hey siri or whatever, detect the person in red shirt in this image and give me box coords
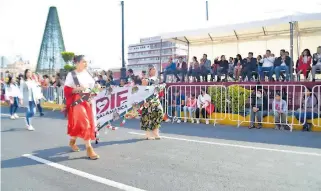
[297,49,312,80]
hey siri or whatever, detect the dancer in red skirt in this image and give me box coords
[64,55,99,160]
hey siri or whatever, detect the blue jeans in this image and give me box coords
[274,65,289,81]
[250,110,268,126]
[180,69,188,82]
[294,111,318,123]
[37,99,43,114]
[168,105,182,118]
[259,66,273,81]
[163,69,180,82]
[183,106,195,118]
[9,97,19,115]
[26,101,36,126]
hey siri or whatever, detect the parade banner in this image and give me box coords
[92,85,157,128]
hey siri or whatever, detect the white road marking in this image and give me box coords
[128,132,321,157]
[22,154,146,191]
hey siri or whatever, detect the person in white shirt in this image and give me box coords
[312,46,321,82]
[20,69,39,131]
[64,55,99,160]
[32,74,44,116]
[196,88,212,124]
[5,76,22,119]
[259,50,275,81]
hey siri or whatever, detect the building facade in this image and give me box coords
[127,36,188,75]
[0,58,32,79]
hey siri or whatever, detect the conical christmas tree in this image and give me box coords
[36,6,65,75]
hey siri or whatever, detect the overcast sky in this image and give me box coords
[0,0,320,69]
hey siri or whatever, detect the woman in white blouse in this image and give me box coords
[64,55,99,160]
[5,76,22,119]
[20,69,38,131]
[196,88,212,124]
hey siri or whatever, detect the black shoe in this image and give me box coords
[256,123,262,129]
[249,125,255,129]
[40,113,44,117]
[306,124,311,132]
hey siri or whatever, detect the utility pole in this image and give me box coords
[289,21,294,81]
[120,1,126,79]
[206,1,209,21]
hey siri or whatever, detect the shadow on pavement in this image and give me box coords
[1,139,143,168]
[123,119,321,149]
[2,156,40,169]
[1,107,65,120]
[92,138,144,148]
[1,128,27,133]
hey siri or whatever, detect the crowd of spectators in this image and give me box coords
[161,46,321,83]
[1,62,319,131]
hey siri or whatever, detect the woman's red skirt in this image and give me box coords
[67,94,95,141]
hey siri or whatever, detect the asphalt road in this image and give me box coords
[1,106,321,191]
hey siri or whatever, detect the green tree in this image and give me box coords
[227,85,252,114]
[208,86,227,113]
[64,64,76,71]
[61,52,75,64]
[61,52,75,72]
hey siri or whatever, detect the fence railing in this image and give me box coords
[227,84,307,131]
[2,84,320,130]
[41,86,64,105]
[164,84,321,131]
[166,85,227,125]
[312,85,321,127]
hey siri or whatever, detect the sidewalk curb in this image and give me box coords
[1,102,64,110]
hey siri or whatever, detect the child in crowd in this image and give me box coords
[183,93,197,123]
[272,91,288,130]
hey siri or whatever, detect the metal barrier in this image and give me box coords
[166,84,227,126]
[42,86,64,105]
[312,85,321,127]
[227,84,308,131]
[41,86,65,111]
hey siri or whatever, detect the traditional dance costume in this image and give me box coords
[64,70,96,141]
[140,76,164,133]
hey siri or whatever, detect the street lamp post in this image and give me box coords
[120,1,126,79]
